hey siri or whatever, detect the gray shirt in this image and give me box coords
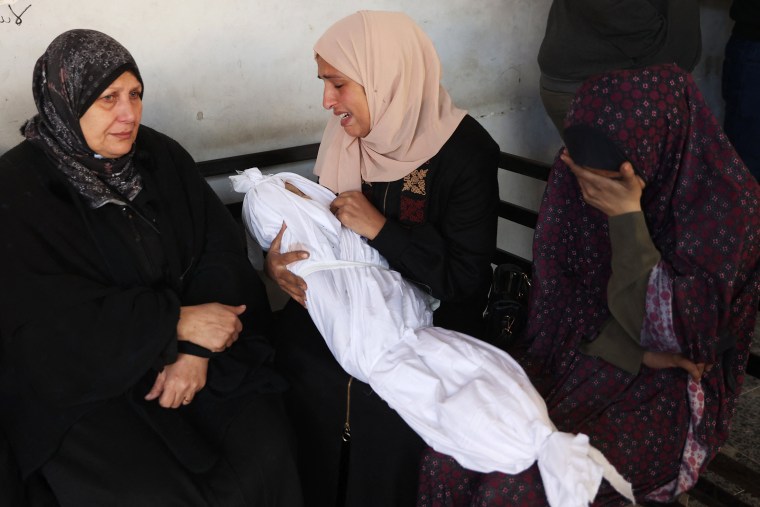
[538,0,702,89]
[580,211,660,374]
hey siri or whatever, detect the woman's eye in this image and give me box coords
[101,94,115,103]
[129,90,142,99]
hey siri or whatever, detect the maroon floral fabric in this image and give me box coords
[418,449,549,507]
[416,64,760,505]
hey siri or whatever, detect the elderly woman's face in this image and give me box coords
[316,56,370,138]
[79,71,143,159]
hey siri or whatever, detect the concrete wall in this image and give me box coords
[0,0,541,157]
[0,0,734,259]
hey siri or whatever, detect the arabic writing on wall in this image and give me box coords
[0,4,31,26]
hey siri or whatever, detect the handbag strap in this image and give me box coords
[336,376,353,507]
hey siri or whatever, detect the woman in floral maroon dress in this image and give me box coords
[417,64,760,506]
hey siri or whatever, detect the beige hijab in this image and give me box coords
[313,11,467,193]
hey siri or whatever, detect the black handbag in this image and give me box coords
[483,263,531,351]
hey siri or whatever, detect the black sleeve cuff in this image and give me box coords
[177,340,214,358]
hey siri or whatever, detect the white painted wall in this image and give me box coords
[0,0,734,260]
[0,0,543,157]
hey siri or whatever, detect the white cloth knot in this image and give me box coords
[537,431,635,507]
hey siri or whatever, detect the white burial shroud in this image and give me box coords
[231,169,634,507]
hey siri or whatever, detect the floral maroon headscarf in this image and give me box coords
[527,64,759,498]
[23,29,144,208]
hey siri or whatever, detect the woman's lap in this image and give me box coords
[274,299,425,507]
[41,398,213,507]
[417,448,632,507]
[40,392,301,507]
[416,351,688,506]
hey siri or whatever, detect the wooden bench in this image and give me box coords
[200,143,760,507]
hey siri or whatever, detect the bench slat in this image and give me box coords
[688,476,757,507]
[705,453,760,499]
[499,201,539,230]
[198,143,320,177]
[499,152,551,181]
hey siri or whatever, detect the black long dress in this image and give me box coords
[274,115,499,507]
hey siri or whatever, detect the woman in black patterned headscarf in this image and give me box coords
[0,29,303,506]
[24,29,144,207]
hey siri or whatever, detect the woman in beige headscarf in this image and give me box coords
[265,11,499,506]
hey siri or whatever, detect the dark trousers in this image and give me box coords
[723,33,760,183]
[274,300,425,507]
[539,85,575,141]
[39,392,302,507]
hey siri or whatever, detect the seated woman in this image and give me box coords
[417,64,760,506]
[0,29,302,507]
[264,11,500,506]
[232,167,635,507]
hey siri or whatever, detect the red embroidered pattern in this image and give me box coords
[398,161,430,225]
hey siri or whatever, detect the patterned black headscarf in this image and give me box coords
[23,29,144,208]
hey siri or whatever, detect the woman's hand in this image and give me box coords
[144,354,208,408]
[642,350,712,381]
[562,150,645,217]
[264,222,309,307]
[177,303,245,352]
[330,191,386,240]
